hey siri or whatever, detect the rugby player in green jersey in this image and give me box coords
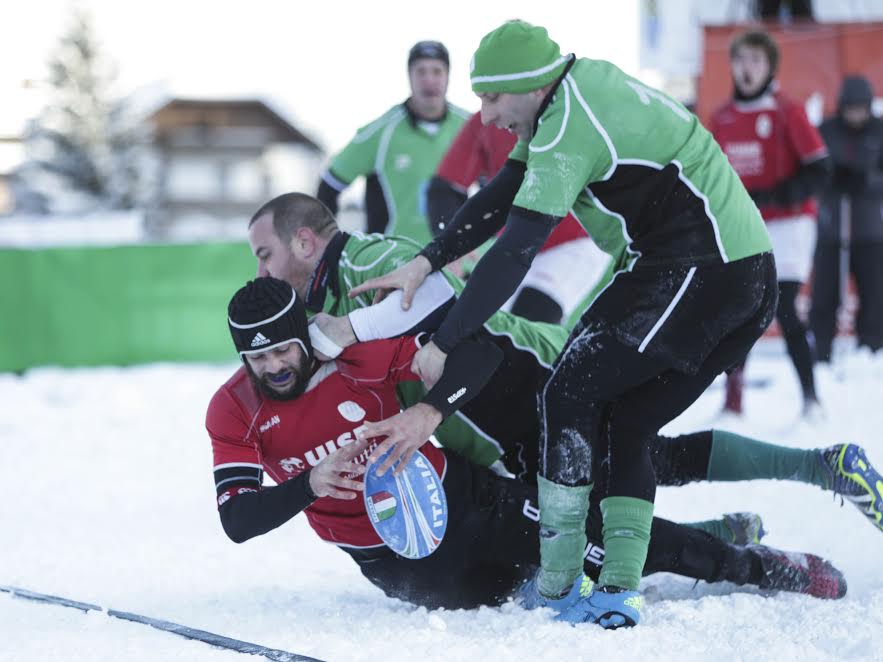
[317,41,470,246]
[245,192,882,582]
[348,19,784,628]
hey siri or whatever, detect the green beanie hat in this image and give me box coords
[470,20,568,94]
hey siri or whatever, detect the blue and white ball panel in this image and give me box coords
[364,449,448,559]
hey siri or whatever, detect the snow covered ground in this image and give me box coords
[2,345,882,662]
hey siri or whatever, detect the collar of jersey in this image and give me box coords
[531,54,576,139]
[304,231,349,313]
[403,98,449,129]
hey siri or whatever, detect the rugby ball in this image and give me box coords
[364,449,448,559]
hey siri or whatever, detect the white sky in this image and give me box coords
[4,0,641,152]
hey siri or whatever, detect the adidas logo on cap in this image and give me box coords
[251,332,271,348]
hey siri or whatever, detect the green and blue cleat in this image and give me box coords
[557,585,643,628]
[819,443,883,533]
[518,573,594,613]
[518,575,641,628]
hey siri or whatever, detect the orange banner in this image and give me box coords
[697,22,883,127]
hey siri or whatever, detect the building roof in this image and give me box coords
[147,97,322,152]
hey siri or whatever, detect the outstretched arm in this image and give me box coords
[419,159,526,271]
[407,206,557,386]
[430,206,558,353]
[348,160,527,308]
[361,335,503,475]
[307,270,457,357]
[217,438,368,543]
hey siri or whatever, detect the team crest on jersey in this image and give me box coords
[338,401,366,423]
[394,154,412,170]
[755,113,772,139]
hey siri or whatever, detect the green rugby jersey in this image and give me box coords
[510,58,772,271]
[315,230,567,467]
[323,102,470,247]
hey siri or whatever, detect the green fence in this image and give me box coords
[1,242,257,372]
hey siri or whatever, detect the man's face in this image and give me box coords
[842,104,871,129]
[478,91,544,141]
[244,342,312,401]
[731,45,771,98]
[408,59,449,105]
[249,214,315,297]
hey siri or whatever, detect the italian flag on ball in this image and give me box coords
[369,491,397,521]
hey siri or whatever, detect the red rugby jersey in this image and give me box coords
[710,91,827,222]
[206,338,446,549]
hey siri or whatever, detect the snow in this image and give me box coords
[0,211,251,247]
[0,211,145,247]
[1,345,882,662]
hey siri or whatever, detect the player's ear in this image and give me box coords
[292,227,316,258]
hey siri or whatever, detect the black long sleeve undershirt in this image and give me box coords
[426,175,468,237]
[219,471,317,544]
[218,335,502,544]
[749,156,831,208]
[419,159,526,270]
[317,179,341,215]
[432,206,559,354]
[421,334,502,419]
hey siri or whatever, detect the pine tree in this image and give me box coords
[13,9,157,215]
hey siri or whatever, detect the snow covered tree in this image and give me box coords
[13,9,158,214]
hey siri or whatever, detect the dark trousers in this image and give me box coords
[539,254,777,502]
[346,451,760,610]
[810,242,883,360]
[776,280,818,400]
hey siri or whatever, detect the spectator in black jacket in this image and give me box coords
[810,76,883,361]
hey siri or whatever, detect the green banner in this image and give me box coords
[1,242,257,372]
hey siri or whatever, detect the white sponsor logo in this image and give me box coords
[584,543,605,566]
[394,154,412,170]
[251,332,270,347]
[724,140,764,177]
[755,113,772,139]
[337,401,366,423]
[219,487,257,506]
[447,387,466,404]
[279,456,305,473]
[522,499,540,521]
[724,141,762,158]
[259,414,280,433]
[303,424,372,468]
